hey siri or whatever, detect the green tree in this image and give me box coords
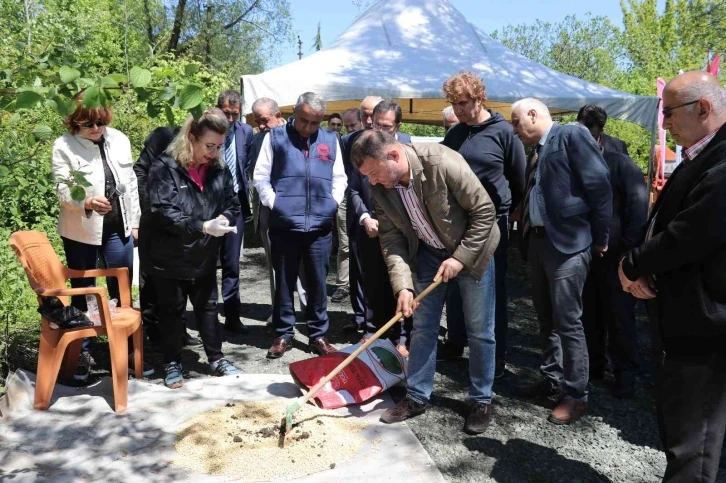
[312,22,323,52]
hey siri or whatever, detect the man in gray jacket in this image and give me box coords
[351,130,499,434]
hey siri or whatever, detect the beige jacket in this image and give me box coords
[372,143,500,295]
[52,127,140,245]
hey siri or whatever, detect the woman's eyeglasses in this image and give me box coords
[202,142,224,153]
[79,121,108,129]
[662,100,699,118]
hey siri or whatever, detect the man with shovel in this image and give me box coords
[350,130,500,434]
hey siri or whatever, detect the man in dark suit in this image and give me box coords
[347,99,412,355]
[339,97,382,332]
[576,117,649,398]
[511,98,612,425]
[217,90,253,334]
[577,105,629,155]
[619,71,726,483]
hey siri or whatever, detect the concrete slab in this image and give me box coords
[0,370,444,483]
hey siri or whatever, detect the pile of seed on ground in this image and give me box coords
[173,400,367,482]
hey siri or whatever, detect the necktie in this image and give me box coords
[225,132,239,193]
[520,145,540,239]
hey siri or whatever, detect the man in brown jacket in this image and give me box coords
[351,130,500,434]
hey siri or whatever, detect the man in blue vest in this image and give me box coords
[254,92,348,358]
[217,90,253,334]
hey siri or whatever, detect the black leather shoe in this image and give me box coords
[512,379,562,400]
[267,337,292,359]
[343,320,364,333]
[225,320,250,335]
[464,402,492,434]
[436,340,464,361]
[182,332,202,347]
[380,396,427,424]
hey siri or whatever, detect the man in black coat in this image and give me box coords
[577,105,629,155]
[576,119,648,397]
[346,100,412,355]
[619,71,726,483]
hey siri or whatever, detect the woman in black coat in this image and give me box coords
[139,108,241,388]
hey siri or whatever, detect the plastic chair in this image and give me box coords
[8,230,143,413]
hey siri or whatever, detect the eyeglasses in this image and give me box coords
[80,121,107,129]
[372,123,396,133]
[662,100,700,118]
[202,142,224,153]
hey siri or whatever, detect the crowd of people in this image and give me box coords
[50,69,726,483]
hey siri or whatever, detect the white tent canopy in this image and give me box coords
[242,0,658,129]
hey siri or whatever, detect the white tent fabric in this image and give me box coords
[242,0,658,129]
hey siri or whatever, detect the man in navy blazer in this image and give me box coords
[345,99,412,354]
[511,98,612,425]
[217,90,253,333]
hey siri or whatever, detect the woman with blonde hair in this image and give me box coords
[139,108,241,388]
[51,91,145,382]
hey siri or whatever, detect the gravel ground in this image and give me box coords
[84,229,726,483]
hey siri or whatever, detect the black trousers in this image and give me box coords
[353,230,411,345]
[658,351,726,482]
[219,203,245,324]
[348,238,367,326]
[153,273,223,364]
[581,253,639,374]
[139,268,160,345]
[270,230,332,341]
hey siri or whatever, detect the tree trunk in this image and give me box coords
[167,0,188,54]
[143,0,155,47]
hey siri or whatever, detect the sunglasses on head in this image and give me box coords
[80,120,107,129]
[661,100,699,118]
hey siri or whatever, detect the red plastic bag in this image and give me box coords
[289,339,407,409]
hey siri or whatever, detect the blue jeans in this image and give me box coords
[408,243,496,404]
[62,231,134,352]
[446,215,508,362]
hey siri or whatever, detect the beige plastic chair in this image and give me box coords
[9,230,143,413]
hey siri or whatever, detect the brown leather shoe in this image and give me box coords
[266,337,291,359]
[310,337,336,356]
[548,398,587,425]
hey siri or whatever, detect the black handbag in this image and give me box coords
[38,296,95,329]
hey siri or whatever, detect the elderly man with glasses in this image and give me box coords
[619,71,726,483]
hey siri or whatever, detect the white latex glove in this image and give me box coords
[203,218,237,237]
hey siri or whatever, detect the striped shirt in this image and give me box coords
[395,174,446,249]
[684,129,719,162]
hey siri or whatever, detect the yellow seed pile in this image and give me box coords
[172,400,367,482]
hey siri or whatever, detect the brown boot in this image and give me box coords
[548,398,587,425]
[380,396,427,423]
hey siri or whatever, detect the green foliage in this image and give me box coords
[0,0,291,384]
[399,123,445,138]
[491,1,726,172]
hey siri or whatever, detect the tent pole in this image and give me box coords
[647,100,659,214]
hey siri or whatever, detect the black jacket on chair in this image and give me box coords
[622,122,726,353]
[139,153,240,280]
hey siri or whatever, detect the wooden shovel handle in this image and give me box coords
[296,278,443,406]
